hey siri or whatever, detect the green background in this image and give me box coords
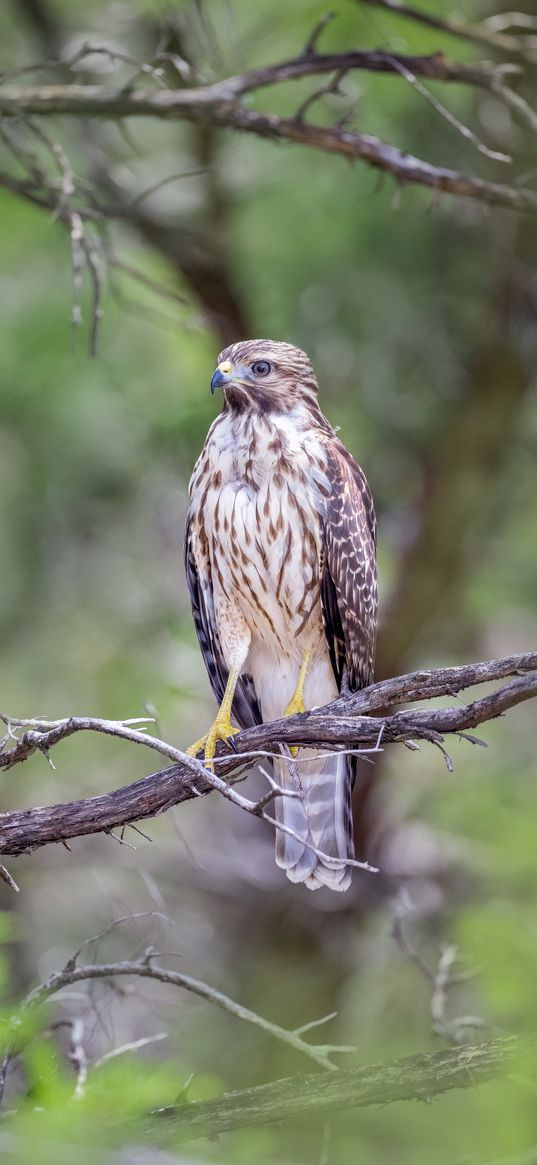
[0,0,536,1161]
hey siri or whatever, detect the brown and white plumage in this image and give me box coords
[185,340,377,891]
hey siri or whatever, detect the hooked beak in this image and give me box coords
[210,360,233,394]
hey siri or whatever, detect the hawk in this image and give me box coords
[185,340,377,891]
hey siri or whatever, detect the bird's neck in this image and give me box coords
[222,397,328,435]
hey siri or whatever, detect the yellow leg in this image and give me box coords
[284,650,311,755]
[187,666,240,770]
[284,650,311,717]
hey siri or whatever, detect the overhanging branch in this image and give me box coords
[0,49,516,101]
[0,37,536,215]
[0,652,535,858]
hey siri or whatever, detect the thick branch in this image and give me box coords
[0,78,536,214]
[154,1034,537,1138]
[0,653,535,857]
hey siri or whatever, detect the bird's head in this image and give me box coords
[210,339,320,415]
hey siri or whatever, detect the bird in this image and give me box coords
[184,340,377,891]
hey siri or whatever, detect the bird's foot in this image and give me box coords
[283,690,306,758]
[186,713,240,771]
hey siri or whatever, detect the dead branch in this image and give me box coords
[0,51,536,214]
[152,1033,537,1139]
[1,11,536,360]
[392,901,485,1044]
[1,956,350,1078]
[0,48,517,96]
[0,652,535,858]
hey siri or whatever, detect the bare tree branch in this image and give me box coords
[1,956,351,1081]
[0,48,519,96]
[5,925,533,1132]
[2,8,536,359]
[0,61,536,214]
[152,1033,537,1139]
[392,902,485,1044]
[0,652,535,858]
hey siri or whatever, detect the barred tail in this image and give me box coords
[273,751,354,892]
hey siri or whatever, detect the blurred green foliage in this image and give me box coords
[0,0,536,1162]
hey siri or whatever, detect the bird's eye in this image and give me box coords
[251,361,271,377]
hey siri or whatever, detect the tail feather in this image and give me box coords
[273,752,354,892]
[273,758,318,883]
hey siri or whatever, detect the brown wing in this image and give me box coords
[184,517,262,730]
[320,439,377,693]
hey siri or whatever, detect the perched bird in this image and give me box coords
[185,340,377,891]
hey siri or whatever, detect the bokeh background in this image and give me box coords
[0,0,536,1162]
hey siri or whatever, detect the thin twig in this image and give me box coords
[68,1016,87,1099]
[3,959,353,1073]
[393,899,485,1044]
[127,168,207,209]
[303,12,338,57]
[358,0,537,63]
[294,67,351,124]
[67,910,179,967]
[0,42,170,86]
[491,80,537,139]
[0,866,19,893]
[107,255,187,306]
[94,1032,167,1067]
[15,118,105,354]
[430,944,458,1031]
[387,56,512,163]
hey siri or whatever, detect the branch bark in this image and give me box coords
[153,1033,537,1139]
[0,49,516,96]
[0,652,535,857]
[0,69,536,214]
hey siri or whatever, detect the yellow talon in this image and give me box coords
[283,651,311,756]
[187,714,239,770]
[187,665,240,771]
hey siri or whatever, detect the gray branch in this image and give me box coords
[0,38,536,215]
[1,958,343,1079]
[0,652,535,858]
[5,942,536,1136]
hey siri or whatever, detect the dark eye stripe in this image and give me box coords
[251,361,271,377]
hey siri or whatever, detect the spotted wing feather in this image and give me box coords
[320,441,377,693]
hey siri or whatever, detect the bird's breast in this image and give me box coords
[191,415,329,652]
